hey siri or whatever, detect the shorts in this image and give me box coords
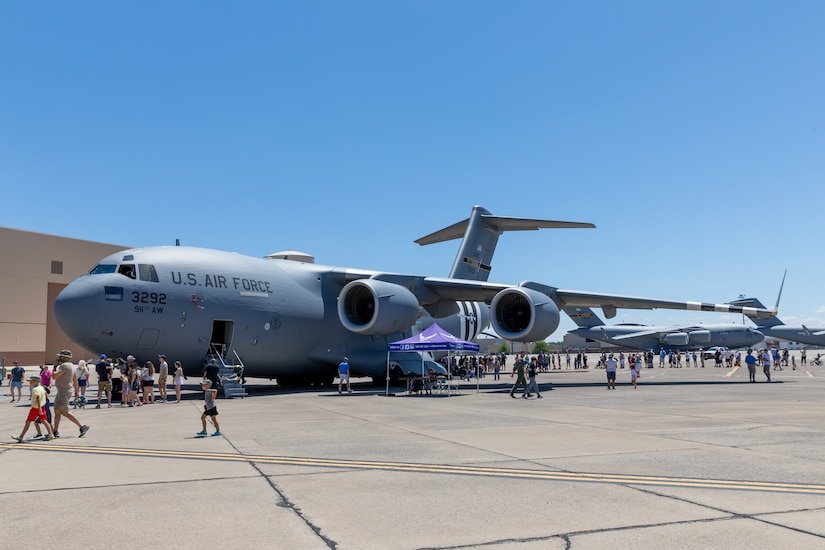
[27,407,48,422]
[11,380,23,389]
[203,406,218,417]
[78,379,87,387]
[98,381,112,392]
[141,379,154,388]
[606,371,616,381]
[339,373,350,382]
[54,393,71,413]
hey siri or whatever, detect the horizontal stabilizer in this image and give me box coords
[563,306,605,328]
[415,206,595,282]
[415,215,594,246]
[802,325,825,337]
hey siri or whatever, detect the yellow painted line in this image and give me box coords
[725,366,740,377]
[3,442,825,495]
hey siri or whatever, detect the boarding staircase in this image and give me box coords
[209,346,247,399]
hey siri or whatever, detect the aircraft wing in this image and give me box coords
[413,278,777,318]
[606,326,684,340]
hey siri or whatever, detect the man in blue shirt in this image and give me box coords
[338,357,351,394]
[744,349,757,383]
[10,361,25,402]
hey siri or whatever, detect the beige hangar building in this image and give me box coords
[0,227,127,367]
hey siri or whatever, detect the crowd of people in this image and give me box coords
[7,349,224,443]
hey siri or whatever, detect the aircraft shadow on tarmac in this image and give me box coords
[172,377,787,400]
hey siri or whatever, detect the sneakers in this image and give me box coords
[11,435,22,442]
[44,434,54,441]
[31,434,44,440]
[212,431,222,436]
[95,405,101,409]
[53,431,60,438]
[79,425,90,437]
[196,430,208,436]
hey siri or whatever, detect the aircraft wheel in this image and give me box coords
[277,375,300,387]
[310,375,334,387]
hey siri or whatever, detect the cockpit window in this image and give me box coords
[138,264,159,283]
[118,264,136,279]
[89,264,117,275]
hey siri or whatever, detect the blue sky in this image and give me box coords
[2,2,823,339]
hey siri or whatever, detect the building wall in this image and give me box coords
[0,227,127,366]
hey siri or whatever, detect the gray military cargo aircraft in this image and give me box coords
[730,297,825,347]
[54,205,775,386]
[564,306,764,351]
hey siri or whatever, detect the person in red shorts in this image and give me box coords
[11,376,54,442]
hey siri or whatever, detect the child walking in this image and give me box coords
[12,376,54,442]
[197,379,221,437]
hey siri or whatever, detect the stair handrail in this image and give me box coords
[232,349,245,385]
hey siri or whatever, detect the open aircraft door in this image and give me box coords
[209,320,234,362]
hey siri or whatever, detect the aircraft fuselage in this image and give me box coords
[570,324,763,352]
[55,246,486,380]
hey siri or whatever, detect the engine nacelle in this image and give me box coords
[688,330,711,343]
[337,280,421,335]
[664,332,689,346]
[490,287,560,342]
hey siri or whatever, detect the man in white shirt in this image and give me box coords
[604,354,618,390]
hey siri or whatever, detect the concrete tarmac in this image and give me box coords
[2,361,825,549]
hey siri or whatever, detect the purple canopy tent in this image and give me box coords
[386,323,480,395]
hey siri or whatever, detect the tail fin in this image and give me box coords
[415,205,594,281]
[563,306,606,328]
[728,297,784,327]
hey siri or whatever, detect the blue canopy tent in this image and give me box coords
[386,323,480,395]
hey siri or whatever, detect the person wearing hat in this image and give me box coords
[51,350,89,438]
[9,360,25,402]
[337,357,351,395]
[196,379,221,437]
[11,376,54,442]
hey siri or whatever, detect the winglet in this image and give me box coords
[775,269,787,311]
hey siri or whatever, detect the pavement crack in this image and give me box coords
[246,458,338,549]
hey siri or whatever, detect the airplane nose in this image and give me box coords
[54,279,100,342]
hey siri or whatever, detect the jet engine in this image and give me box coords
[337,280,421,335]
[687,330,711,343]
[664,332,689,346]
[490,287,560,342]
